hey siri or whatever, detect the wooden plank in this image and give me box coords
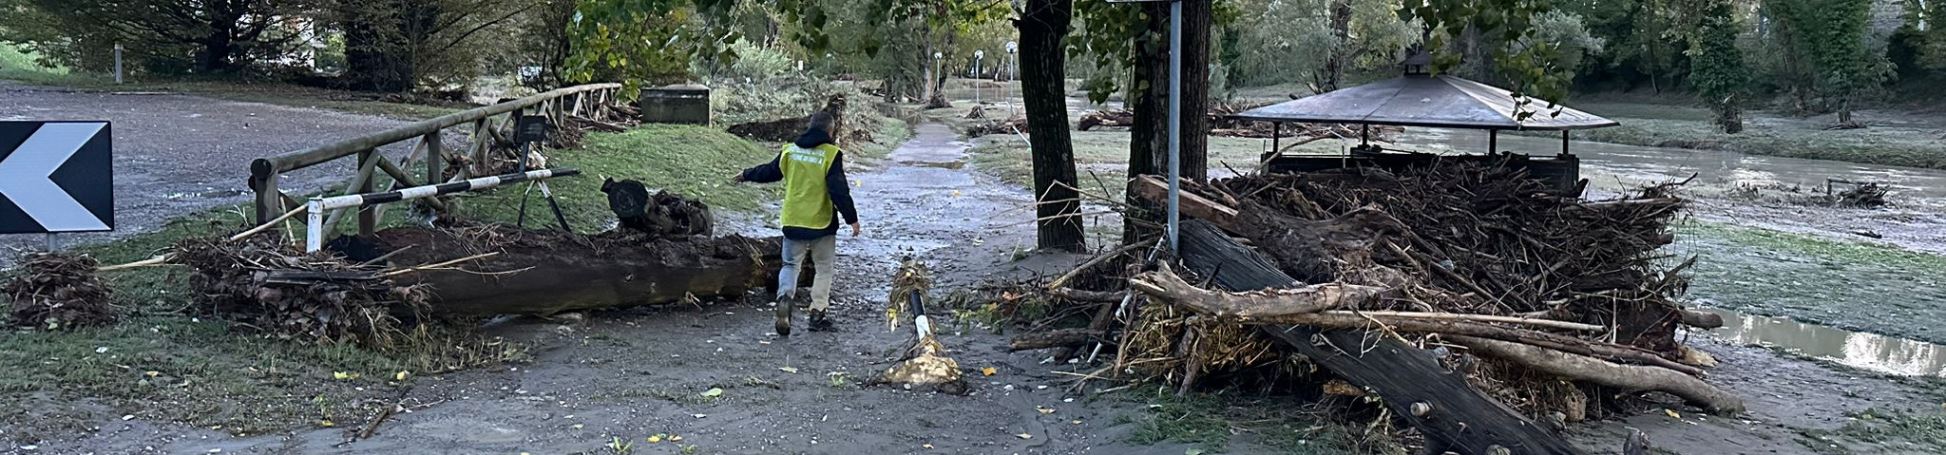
[1175,219,1586,455]
[1129,175,1238,231]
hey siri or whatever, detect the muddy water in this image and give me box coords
[1396,128,1946,207]
[1700,307,1946,377]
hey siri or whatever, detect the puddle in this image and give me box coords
[910,161,968,170]
[1700,307,1946,377]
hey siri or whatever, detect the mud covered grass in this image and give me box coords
[1676,220,1946,343]
[1532,100,1946,170]
[1809,408,1946,454]
[0,108,911,443]
[1114,386,1366,454]
[0,208,525,443]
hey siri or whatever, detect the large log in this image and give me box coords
[373,228,782,316]
[1174,220,1585,455]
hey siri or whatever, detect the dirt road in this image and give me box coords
[0,82,417,264]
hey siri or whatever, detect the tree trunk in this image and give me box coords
[1019,0,1085,252]
[1322,0,1352,92]
[372,229,785,316]
[1123,2,1170,243]
[1179,0,1211,182]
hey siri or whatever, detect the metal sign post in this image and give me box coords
[0,121,115,237]
[1108,0,1182,253]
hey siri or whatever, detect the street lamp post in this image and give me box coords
[973,50,985,104]
[1107,0,1182,253]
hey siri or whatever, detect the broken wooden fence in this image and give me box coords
[248,83,625,238]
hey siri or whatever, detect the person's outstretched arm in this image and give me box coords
[735,155,783,183]
[826,152,860,236]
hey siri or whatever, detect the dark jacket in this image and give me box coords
[738,128,858,240]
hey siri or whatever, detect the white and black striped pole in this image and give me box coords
[305,167,581,252]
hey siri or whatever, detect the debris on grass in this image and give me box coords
[4,252,117,330]
[174,233,429,347]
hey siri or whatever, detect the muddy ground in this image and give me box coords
[11,119,1946,454]
[0,82,434,267]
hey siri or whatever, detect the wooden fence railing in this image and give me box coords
[249,83,624,238]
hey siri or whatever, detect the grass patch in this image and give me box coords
[1119,387,1364,454]
[1126,390,1236,448]
[0,42,67,82]
[1676,220,1946,343]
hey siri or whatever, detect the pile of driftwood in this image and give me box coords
[1015,162,1736,453]
[965,115,1029,138]
[176,234,434,347]
[3,252,117,330]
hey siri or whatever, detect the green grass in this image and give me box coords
[1521,100,1946,169]
[0,42,68,82]
[1676,221,1946,343]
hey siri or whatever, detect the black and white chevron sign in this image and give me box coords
[0,121,113,234]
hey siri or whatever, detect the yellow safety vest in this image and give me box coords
[778,143,840,230]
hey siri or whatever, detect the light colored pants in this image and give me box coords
[777,235,837,310]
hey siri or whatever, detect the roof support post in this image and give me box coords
[1488,129,1498,155]
[1561,130,1571,157]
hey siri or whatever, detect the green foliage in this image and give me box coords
[1901,0,1946,71]
[1766,0,1892,118]
[0,0,302,74]
[1403,0,1572,106]
[1684,0,1749,131]
[1226,0,1340,88]
[1525,10,1605,77]
[566,0,740,95]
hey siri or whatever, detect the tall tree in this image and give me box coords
[1684,0,1749,132]
[1020,0,1085,251]
[336,0,547,92]
[1,0,300,73]
[1767,0,1889,126]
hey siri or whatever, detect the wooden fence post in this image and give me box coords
[251,160,281,225]
[425,132,444,184]
[356,148,377,236]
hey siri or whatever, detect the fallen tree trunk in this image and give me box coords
[373,228,782,316]
[1009,328,1103,351]
[1449,336,1743,415]
[1173,219,1586,455]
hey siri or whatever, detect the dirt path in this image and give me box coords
[0,82,418,264]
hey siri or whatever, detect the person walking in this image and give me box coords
[732,112,860,336]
